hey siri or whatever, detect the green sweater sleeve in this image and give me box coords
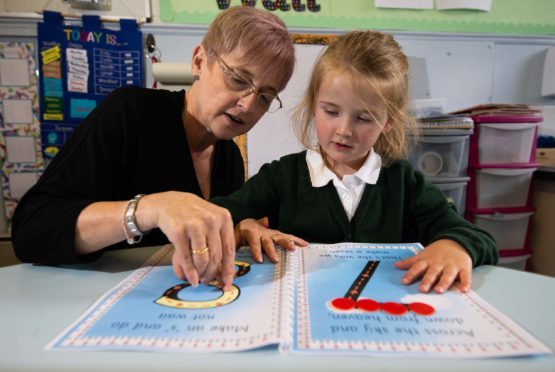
[212,154,498,267]
[211,159,282,225]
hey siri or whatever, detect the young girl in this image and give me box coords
[211,30,497,294]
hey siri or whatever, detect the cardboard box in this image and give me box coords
[537,148,555,167]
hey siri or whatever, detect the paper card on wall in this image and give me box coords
[436,0,492,11]
[41,45,61,65]
[3,100,33,124]
[375,0,434,9]
[2,46,27,59]
[42,62,62,78]
[541,46,555,97]
[67,62,89,75]
[44,96,63,114]
[66,48,87,62]
[70,98,96,119]
[40,122,77,159]
[67,73,89,93]
[43,113,64,121]
[8,171,39,199]
[66,48,89,94]
[408,56,431,100]
[5,136,38,163]
[43,77,63,96]
[0,59,30,86]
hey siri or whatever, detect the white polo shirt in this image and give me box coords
[305,149,382,220]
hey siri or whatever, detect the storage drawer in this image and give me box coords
[410,135,469,180]
[468,211,533,251]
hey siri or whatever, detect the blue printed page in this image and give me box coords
[293,243,551,358]
[47,245,292,352]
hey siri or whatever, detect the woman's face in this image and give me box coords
[189,46,285,141]
[315,74,391,178]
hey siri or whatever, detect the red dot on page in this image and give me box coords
[381,302,407,316]
[331,297,356,310]
[356,298,380,312]
[409,302,435,316]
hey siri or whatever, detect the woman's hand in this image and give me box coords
[234,218,308,263]
[136,191,236,290]
[394,239,472,293]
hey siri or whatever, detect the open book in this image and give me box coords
[47,243,551,358]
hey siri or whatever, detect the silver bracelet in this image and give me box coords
[123,194,146,245]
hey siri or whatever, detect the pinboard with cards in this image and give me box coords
[0,40,42,225]
[37,11,143,161]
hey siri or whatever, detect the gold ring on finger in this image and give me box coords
[191,246,209,255]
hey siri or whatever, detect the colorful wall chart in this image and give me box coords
[37,11,143,161]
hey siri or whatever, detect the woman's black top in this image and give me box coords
[12,86,244,264]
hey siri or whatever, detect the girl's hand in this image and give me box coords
[234,218,308,263]
[394,239,472,293]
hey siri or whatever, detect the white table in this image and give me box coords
[1,245,554,371]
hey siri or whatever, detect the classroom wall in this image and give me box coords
[244,33,555,174]
[2,1,555,176]
[105,24,554,175]
[2,20,555,176]
[157,0,555,36]
[0,1,554,206]
[142,0,555,173]
[0,0,152,21]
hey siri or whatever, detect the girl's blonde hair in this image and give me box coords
[202,6,295,92]
[293,30,419,165]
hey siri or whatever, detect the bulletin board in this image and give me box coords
[159,0,555,36]
[0,40,43,222]
[37,11,143,160]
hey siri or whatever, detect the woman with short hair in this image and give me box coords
[12,6,296,290]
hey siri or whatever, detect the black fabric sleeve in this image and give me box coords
[12,87,139,264]
[12,86,247,264]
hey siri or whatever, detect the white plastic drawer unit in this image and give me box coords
[477,122,539,164]
[434,180,468,215]
[471,211,534,251]
[474,167,536,209]
[410,135,469,180]
[497,254,531,271]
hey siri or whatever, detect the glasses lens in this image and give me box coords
[260,94,282,113]
[216,53,281,113]
[225,72,251,92]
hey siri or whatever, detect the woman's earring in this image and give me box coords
[192,75,200,83]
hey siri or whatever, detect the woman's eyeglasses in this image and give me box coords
[212,52,283,113]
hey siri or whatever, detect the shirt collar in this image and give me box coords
[305,148,382,187]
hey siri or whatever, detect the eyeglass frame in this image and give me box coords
[210,51,283,113]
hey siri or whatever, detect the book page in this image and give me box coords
[294,243,551,358]
[47,245,292,352]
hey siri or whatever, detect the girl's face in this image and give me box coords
[189,46,284,141]
[315,74,392,178]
